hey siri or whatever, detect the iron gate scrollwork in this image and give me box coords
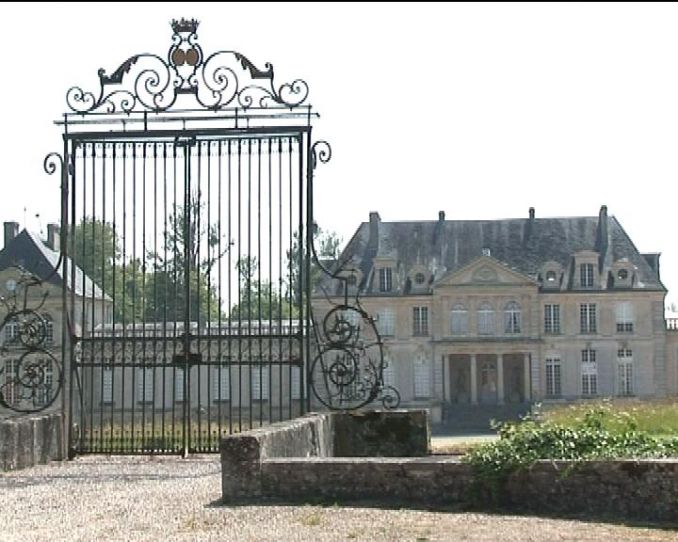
[43,18,396,455]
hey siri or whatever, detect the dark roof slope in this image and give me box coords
[320,211,665,295]
[0,229,109,300]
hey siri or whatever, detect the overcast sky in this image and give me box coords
[2,2,678,307]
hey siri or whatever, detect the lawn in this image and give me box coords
[536,398,678,437]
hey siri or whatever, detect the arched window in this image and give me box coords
[450,304,468,335]
[42,314,54,345]
[477,303,495,335]
[504,302,521,334]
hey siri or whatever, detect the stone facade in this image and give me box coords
[314,207,677,415]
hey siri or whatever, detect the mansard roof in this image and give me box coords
[0,229,110,300]
[319,207,665,296]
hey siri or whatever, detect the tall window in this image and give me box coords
[379,268,393,292]
[43,315,54,346]
[291,367,302,400]
[252,365,270,401]
[4,317,18,345]
[450,304,468,335]
[377,308,395,337]
[175,368,185,402]
[413,307,429,336]
[545,357,561,397]
[213,365,230,401]
[102,366,113,404]
[504,302,521,334]
[413,358,431,398]
[581,349,597,396]
[3,359,19,405]
[544,304,561,334]
[617,348,633,396]
[580,263,595,288]
[580,303,597,334]
[381,358,395,388]
[616,302,634,333]
[137,368,154,403]
[478,303,495,335]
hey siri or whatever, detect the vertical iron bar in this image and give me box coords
[110,142,117,453]
[161,142,168,451]
[227,139,233,435]
[257,139,263,427]
[131,142,137,452]
[99,142,106,452]
[268,137,274,423]
[120,142,128,452]
[141,141,147,451]
[182,139,192,458]
[196,140,203,450]
[290,136,296,422]
[277,137,283,422]
[302,133,310,416]
[247,138,252,431]
[217,139,223,438]
[206,140,213,449]
[237,138,242,433]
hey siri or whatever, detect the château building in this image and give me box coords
[313,206,678,421]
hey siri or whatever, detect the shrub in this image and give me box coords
[462,404,678,503]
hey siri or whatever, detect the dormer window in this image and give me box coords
[414,273,426,285]
[482,248,491,257]
[617,269,628,281]
[378,268,393,292]
[580,263,595,288]
[545,270,557,283]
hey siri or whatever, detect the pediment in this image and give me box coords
[434,256,537,287]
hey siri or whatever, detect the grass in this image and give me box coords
[79,419,269,452]
[536,398,678,438]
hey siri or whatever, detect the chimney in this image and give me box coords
[524,207,535,243]
[4,221,19,248]
[438,210,445,222]
[596,205,608,259]
[368,211,380,251]
[47,223,60,251]
[529,207,535,220]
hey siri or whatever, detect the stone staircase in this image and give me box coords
[435,402,533,434]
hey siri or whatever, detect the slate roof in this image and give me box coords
[319,208,665,295]
[0,229,110,300]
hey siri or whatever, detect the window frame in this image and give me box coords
[477,303,495,335]
[378,267,393,292]
[545,357,562,398]
[504,301,521,334]
[544,304,561,334]
[412,306,429,337]
[579,303,597,334]
[450,304,468,335]
[580,263,595,288]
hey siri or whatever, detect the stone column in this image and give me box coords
[524,352,531,402]
[497,353,504,405]
[470,354,478,404]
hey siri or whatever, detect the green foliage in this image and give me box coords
[229,256,297,320]
[539,398,678,437]
[462,403,678,503]
[287,225,342,305]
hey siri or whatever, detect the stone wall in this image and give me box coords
[221,409,678,522]
[0,412,65,471]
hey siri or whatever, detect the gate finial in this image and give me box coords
[171,18,200,34]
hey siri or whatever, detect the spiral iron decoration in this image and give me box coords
[0,268,63,414]
[66,18,310,114]
[309,141,401,411]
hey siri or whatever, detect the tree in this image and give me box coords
[144,196,229,323]
[72,217,145,322]
[286,224,342,305]
[229,256,297,320]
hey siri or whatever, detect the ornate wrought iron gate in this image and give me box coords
[0,18,397,454]
[57,19,323,454]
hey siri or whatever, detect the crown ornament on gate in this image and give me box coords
[171,17,199,34]
[66,19,309,114]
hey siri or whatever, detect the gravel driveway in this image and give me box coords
[1,456,676,541]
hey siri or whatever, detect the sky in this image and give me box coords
[2,2,678,308]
